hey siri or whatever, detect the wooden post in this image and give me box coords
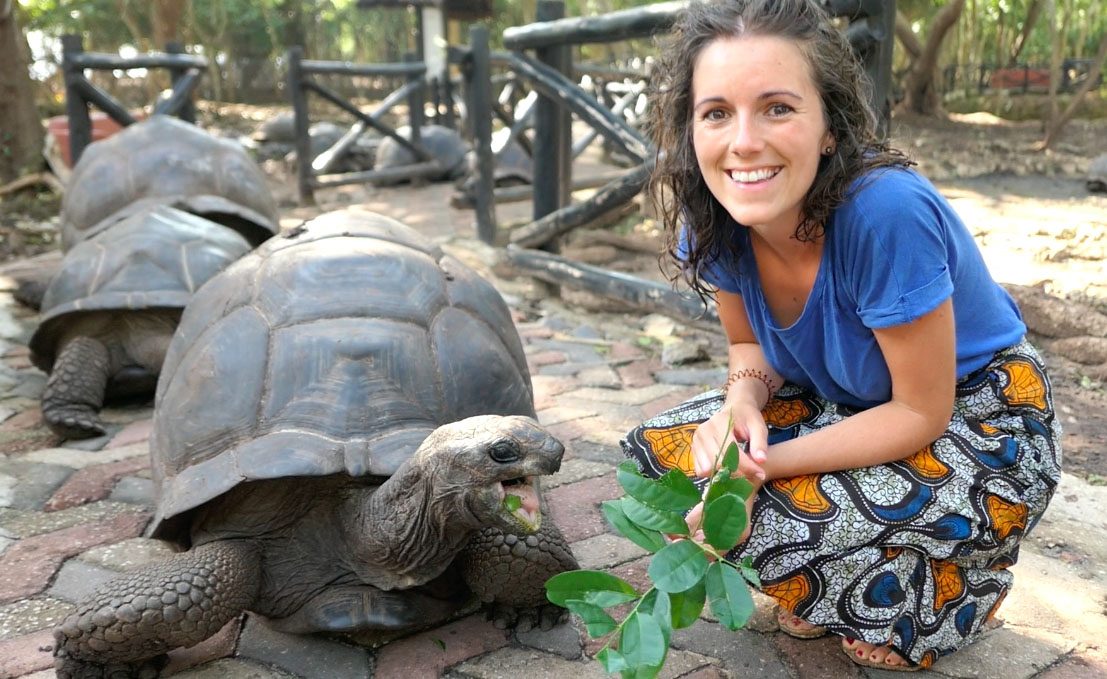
[61,34,92,166]
[468,24,497,245]
[165,42,197,123]
[287,46,314,205]
[533,0,571,256]
[405,51,425,185]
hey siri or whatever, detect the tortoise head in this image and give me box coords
[411,415,564,534]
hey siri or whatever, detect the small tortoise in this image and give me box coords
[53,209,578,678]
[61,115,279,249]
[1088,153,1107,193]
[375,124,470,184]
[29,206,252,439]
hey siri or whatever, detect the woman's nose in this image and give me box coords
[728,115,764,155]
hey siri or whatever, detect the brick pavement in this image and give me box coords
[1,223,1106,678]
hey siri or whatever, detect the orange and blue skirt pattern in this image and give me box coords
[621,339,1061,666]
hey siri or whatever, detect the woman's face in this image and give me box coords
[690,34,832,236]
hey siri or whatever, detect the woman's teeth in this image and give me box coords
[729,168,779,183]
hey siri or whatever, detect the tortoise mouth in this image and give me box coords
[497,476,542,532]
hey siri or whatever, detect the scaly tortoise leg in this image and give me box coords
[459,519,579,631]
[41,336,111,439]
[54,541,260,679]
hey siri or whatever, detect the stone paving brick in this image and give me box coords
[518,325,554,340]
[44,456,149,511]
[61,429,118,451]
[374,615,510,678]
[547,473,622,543]
[641,387,704,420]
[575,365,621,389]
[0,511,149,604]
[173,658,297,678]
[528,340,607,365]
[671,621,792,679]
[109,476,155,506]
[608,341,646,363]
[449,647,605,678]
[545,458,613,490]
[162,615,244,675]
[105,418,153,449]
[98,404,154,426]
[0,408,43,434]
[537,405,600,429]
[46,558,120,603]
[78,536,176,571]
[526,351,568,370]
[7,373,45,400]
[617,360,658,389]
[237,615,372,678]
[1036,653,1107,678]
[0,595,71,640]
[0,406,16,425]
[0,628,54,677]
[537,362,589,377]
[771,634,864,678]
[570,533,647,571]
[0,500,148,539]
[924,627,1071,679]
[515,620,584,660]
[0,429,61,455]
[655,367,728,388]
[17,441,147,469]
[563,384,684,407]
[0,535,11,557]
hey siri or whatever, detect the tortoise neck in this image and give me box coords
[351,456,481,589]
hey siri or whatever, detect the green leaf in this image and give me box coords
[619,610,667,670]
[602,501,667,553]
[596,647,627,673]
[545,570,638,608]
[502,494,522,512]
[739,556,762,588]
[721,442,741,474]
[705,475,755,504]
[639,589,672,648]
[620,497,689,536]
[702,494,748,552]
[705,562,755,630]
[621,664,663,679]
[648,539,710,593]
[668,579,706,629]
[616,461,699,512]
[564,599,617,638]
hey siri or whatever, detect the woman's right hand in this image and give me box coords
[690,399,769,480]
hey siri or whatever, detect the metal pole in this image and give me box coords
[61,34,92,166]
[469,25,497,245]
[287,46,315,205]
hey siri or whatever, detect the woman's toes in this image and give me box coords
[841,637,910,667]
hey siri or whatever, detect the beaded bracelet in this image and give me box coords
[722,368,778,400]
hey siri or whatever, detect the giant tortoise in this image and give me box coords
[29,206,252,439]
[61,115,279,249]
[374,124,470,184]
[53,209,578,678]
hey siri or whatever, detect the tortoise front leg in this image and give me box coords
[458,519,579,631]
[54,541,260,679]
[41,336,112,439]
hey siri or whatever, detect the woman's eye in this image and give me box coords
[704,108,728,121]
[768,103,794,116]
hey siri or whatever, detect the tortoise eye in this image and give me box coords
[489,441,520,463]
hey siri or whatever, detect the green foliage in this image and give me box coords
[545,445,756,677]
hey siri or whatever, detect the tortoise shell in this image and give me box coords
[61,115,279,249]
[148,208,533,540]
[28,206,253,373]
[1088,154,1107,193]
[375,124,470,179]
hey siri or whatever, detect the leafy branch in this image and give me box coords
[545,439,759,677]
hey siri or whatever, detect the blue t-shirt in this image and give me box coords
[690,167,1026,409]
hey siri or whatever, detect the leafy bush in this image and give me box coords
[545,442,759,678]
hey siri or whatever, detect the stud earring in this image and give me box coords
[823,146,834,155]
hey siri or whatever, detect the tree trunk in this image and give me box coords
[0,4,45,183]
[151,0,188,48]
[1039,29,1107,149]
[1008,0,1043,66]
[896,0,966,117]
[895,11,922,62]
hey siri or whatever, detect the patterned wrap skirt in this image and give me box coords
[620,339,1062,668]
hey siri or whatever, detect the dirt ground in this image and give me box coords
[1,106,1105,481]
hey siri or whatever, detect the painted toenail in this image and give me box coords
[845,637,854,643]
[856,650,865,657]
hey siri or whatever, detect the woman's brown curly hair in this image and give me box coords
[647,0,912,300]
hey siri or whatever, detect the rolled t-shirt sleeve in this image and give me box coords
[843,174,954,329]
[678,224,741,293]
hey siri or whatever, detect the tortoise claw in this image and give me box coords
[485,602,568,632]
[54,650,166,679]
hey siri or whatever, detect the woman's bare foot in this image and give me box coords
[775,607,826,638]
[842,636,917,671]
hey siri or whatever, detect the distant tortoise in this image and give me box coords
[61,115,279,249]
[29,206,252,439]
[1088,154,1107,193]
[375,124,470,184]
[53,209,578,678]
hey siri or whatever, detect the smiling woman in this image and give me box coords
[621,0,1063,672]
